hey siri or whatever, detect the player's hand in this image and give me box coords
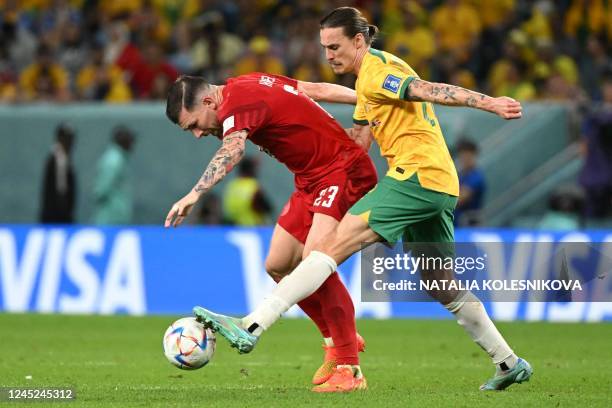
[165,191,200,228]
[489,96,522,120]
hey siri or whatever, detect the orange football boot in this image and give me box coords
[311,366,367,393]
[312,333,365,385]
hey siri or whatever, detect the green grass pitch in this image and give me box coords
[1,314,611,407]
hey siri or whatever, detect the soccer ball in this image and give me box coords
[163,317,216,370]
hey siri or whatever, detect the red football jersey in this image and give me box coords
[217,73,365,190]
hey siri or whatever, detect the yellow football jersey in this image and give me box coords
[354,48,459,197]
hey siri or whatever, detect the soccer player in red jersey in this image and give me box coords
[164,73,377,389]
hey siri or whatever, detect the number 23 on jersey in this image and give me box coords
[314,186,339,208]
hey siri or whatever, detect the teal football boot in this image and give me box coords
[480,358,533,391]
[193,306,258,354]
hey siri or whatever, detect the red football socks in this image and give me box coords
[297,292,331,338]
[317,272,359,365]
[270,274,331,338]
[273,271,358,365]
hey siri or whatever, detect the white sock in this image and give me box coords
[324,337,334,347]
[242,295,288,336]
[243,251,337,334]
[445,291,518,370]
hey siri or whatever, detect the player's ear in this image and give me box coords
[354,33,363,49]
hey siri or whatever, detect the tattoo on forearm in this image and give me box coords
[193,134,245,194]
[405,79,425,101]
[440,86,456,101]
[406,79,489,109]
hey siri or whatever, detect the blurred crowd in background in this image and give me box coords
[0,0,610,103]
[2,0,611,227]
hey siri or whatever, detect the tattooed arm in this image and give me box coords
[404,79,523,120]
[193,131,247,194]
[165,130,247,227]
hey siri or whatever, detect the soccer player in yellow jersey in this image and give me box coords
[193,6,533,393]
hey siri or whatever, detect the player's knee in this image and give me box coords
[264,258,290,282]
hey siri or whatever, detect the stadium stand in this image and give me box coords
[1,0,611,226]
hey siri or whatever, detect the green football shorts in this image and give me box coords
[349,173,458,244]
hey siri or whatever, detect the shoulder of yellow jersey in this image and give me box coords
[359,49,419,97]
[364,49,417,77]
